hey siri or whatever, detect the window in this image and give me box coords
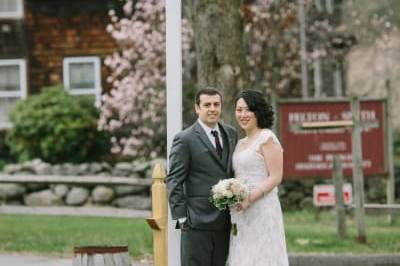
[315,0,334,14]
[0,59,26,129]
[63,57,102,104]
[0,0,24,19]
[312,58,344,97]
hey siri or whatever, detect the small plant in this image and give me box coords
[6,85,111,164]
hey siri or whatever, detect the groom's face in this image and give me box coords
[195,94,222,128]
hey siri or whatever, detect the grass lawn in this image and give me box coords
[285,209,400,253]
[0,209,398,258]
[0,215,152,258]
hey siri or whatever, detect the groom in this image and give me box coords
[167,87,238,266]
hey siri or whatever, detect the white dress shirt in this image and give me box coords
[197,119,223,149]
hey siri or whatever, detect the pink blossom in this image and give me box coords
[99,0,192,159]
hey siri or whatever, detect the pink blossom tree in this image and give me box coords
[99,0,192,159]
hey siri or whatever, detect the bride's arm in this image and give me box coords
[241,138,283,208]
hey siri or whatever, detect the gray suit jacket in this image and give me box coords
[167,121,238,230]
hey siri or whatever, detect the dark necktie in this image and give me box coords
[211,130,223,158]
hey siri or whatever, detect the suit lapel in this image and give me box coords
[193,122,225,169]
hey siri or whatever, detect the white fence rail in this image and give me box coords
[361,204,400,215]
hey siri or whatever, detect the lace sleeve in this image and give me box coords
[255,129,283,153]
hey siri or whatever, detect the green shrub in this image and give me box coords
[6,85,111,164]
[0,130,12,161]
[0,160,5,171]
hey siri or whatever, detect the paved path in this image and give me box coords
[289,253,400,266]
[2,253,400,266]
[0,253,152,266]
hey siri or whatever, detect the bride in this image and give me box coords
[227,90,289,266]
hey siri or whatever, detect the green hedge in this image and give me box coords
[6,86,111,164]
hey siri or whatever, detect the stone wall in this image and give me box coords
[1,159,397,211]
[0,159,166,210]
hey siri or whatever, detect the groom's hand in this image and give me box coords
[179,220,189,230]
[178,217,189,230]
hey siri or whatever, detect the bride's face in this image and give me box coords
[235,98,258,131]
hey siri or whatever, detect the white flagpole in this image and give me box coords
[165,1,182,265]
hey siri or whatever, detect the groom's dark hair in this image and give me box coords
[195,86,223,105]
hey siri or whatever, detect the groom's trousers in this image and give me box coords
[180,221,230,266]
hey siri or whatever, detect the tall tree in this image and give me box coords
[186,0,249,124]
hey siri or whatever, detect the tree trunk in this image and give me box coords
[187,0,249,125]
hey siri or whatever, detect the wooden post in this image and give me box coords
[146,163,168,266]
[351,96,367,243]
[385,79,396,224]
[298,0,309,97]
[333,156,346,239]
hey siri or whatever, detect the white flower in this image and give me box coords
[210,178,249,210]
[223,190,233,198]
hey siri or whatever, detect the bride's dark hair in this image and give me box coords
[235,90,274,129]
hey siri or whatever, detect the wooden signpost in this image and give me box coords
[333,156,346,239]
[294,97,369,242]
[350,97,366,242]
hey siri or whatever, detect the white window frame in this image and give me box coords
[326,0,334,14]
[315,0,334,14]
[0,58,27,98]
[63,56,102,104]
[0,0,24,19]
[0,58,27,129]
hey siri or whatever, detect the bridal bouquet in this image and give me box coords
[210,178,249,210]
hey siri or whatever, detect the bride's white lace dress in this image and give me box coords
[227,129,289,266]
